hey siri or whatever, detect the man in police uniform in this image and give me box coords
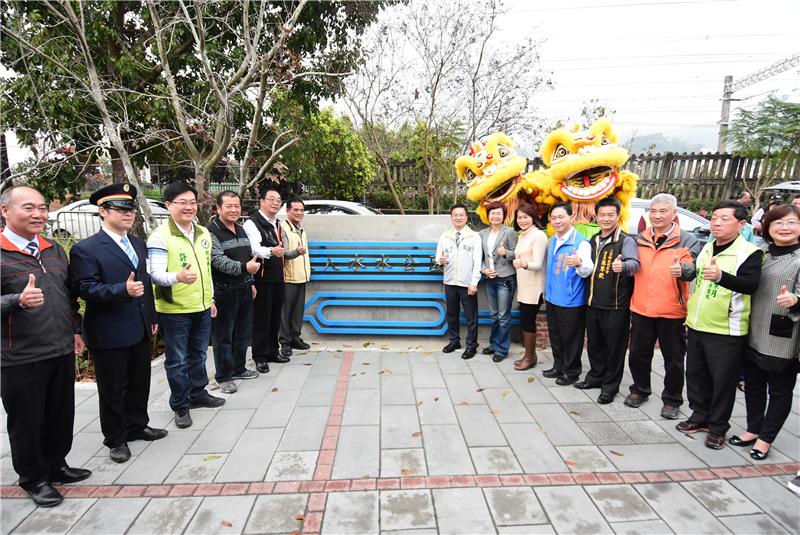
[70,184,167,464]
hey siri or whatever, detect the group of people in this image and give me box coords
[437,193,800,457]
[0,182,310,507]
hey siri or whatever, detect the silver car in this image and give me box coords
[48,199,170,240]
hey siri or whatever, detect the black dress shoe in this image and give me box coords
[542,368,560,378]
[291,339,311,350]
[492,355,506,363]
[573,381,597,390]
[49,466,92,485]
[750,448,769,461]
[461,348,477,360]
[190,394,226,409]
[597,393,614,404]
[555,376,577,386]
[728,435,757,447]
[280,345,293,357]
[256,361,270,373]
[482,347,495,355]
[128,426,168,441]
[442,341,462,353]
[267,355,291,364]
[110,444,131,463]
[24,482,63,507]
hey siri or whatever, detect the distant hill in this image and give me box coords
[624,133,705,154]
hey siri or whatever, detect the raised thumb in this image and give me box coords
[26,273,36,288]
[710,256,717,265]
[780,285,789,294]
[615,254,622,261]
[127,272,136,282]
[184,263,192,270]
[672,256,679,265]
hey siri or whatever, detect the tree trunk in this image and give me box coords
[109,147,127,183]
[381,164,405,214]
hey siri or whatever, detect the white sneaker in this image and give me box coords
[232,369,259,380]
[789,474,800,496]
[219,381,238,394]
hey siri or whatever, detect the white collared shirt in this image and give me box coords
[1,227,37,252]
[553,227,594,278]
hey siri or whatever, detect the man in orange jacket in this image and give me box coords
[625,193,703,419]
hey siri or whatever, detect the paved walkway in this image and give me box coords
[1,344,798,534]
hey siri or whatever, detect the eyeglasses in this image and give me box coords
[771,220,800,229]
[106,206,136,213]
[170,200,198,208]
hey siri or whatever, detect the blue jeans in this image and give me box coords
[486,275,517,357]
[160,309,212,411]
[212,281,253,383]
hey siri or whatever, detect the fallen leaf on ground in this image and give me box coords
[271,387,279,392]
[458,401,469,405]
[400,469,414,477]
[490,410,499,416]
[362,362,370,365]
[360,371,366,375]
[203,455,221,461]
[433,397,439,401]
[609,450,625,456]
[527,377,535,383]
[564,459,577,467]
[220,520,233,528]
[295,515,305,521]
[411,431,422,438]
[476,388,485,393]
[362,342,373,348]
[382,368,392,374]
[417,400,423,406]
[351,373,357,377]
[568,411,581,416]
[502,390,510,397]
[380,345,390,350]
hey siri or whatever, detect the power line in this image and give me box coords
[510,0,738,13]
[549,52,784,62]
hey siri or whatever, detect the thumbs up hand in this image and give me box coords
[668,255,683,278]
[497,243,506,257]
[176,263,197,284]
[702,256,721,281]
[245,256,260,274]
[564,250,582,268]
[611,254,623,273]
[19,273,45,308]
[126,271,145,297]
[777,285,799,308]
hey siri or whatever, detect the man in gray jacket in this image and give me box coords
[436,204,482,359]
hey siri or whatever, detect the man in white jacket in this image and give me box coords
[436,204,482,359]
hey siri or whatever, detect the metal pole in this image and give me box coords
[717,75,733,153]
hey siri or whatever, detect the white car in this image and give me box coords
[48,199,170,240]
[627,197,711,242]
[276,199,381,217]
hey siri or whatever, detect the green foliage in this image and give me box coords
[685,197,716,215]
[728,95,800,159]
[282,108,375,200]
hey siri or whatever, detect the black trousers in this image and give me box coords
[545,302,585,380]
[584,307,631,396]
[0,354,75,490]
[252,281,284,362]
[279,282,306,346]
[628,312,687,407]
[92,336,152,448]
[519,301,542,334]
[444,284,478,350]
[743,349,798,444]
[686,328,747,436]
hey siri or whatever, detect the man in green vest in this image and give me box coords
[147,182,225,429]
[677,200,762,450]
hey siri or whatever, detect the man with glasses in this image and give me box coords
[147,182,224,430]
[1,185,90,507]
[243,184,287,372]
[70,183,166,463]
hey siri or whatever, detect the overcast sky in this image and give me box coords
[500,0,800,150]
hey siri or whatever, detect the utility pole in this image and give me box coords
[717,52,800,152]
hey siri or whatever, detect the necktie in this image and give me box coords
[120,236,139,267]
[26,240,40,261]
[455,231,461,247]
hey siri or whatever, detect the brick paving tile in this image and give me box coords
[644,472,671,482]
[220,483,249,495]
[597,473,623,484]
[90,485,121,498]
[194,483,224,496]
[525,474,550,486]
[351,478,377,490]
[143,485,171,497]
[733,466,760,477]
[248,482,275,494]
[0,487,26,498]
[314,464,333,480]
[666,470,693,481]
[755,464,783,475]
[328,414,343,426]
[116,485,146,497]
[302,511,323,533]
[711,468,740,479]
[475,475,501,486]
[547,474,574,485]
[323,426,340,439]
[325,480,351,492]
[308,492,327,511]
[376,478,400,490]
[169,484,197,497]
[688,469,716,480]
[274,481,301,493]
[63,486,99,497]
[330,405,343,416]
[778,462,799,473]
[573,473,600,484]
[620,472,647,483]
[299,481,326,493]
[400,476,427,489]
[451,475,477,487]
[318,449,336,464]
[320,436,338,450]
[499,475,526,486]
[426,476,452,488]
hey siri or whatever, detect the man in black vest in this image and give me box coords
[574,197,640,404]
[243,185,287,373]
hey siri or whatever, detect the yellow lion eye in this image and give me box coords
[553,145,568,160]
[465,169,476,181]
[601,136,610,145]
[497,145,510,158]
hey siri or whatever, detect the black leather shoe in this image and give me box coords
[128,426,168,442]
[482,347,495,355]
[442,341,462,353]
[280,345,293,357]
[573,381,597,390]
[729,435,757,447]
[750,448,769,460]
[555,376,577,386]
[461,348,477,360]
[256,361,270,373]
[110,444,131,463]
[597,393,614,404]
[24,482,63,507]
[542,368,560,378]
[291,339,311,350]
[190,394,226,409]
[175,409,193,429]
[267,355,291,364]
[49,466,92,485]
[492,355,506,362]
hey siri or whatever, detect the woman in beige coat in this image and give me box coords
[511,203,548,370]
